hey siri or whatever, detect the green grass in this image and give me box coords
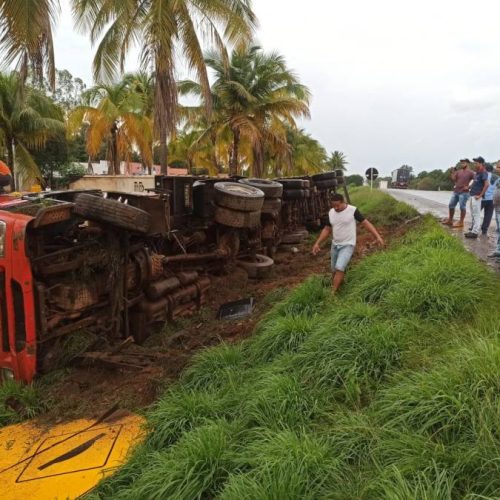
[89,190,500,499]
[350,186,419,225]
[0,380,47,427]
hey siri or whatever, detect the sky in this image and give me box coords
[53,0,500,176]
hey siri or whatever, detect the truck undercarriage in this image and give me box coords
[0,172,348,382]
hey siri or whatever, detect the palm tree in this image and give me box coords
[180,45,310,177]
[67,80,153,175]
[0,0,59,89]
[267,127,327,177]
[168,129,216,175]
[72,0,257,174]
[0,72,64,188]
[326,150,348,172]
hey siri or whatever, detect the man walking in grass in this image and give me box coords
[312,193,385,292]
[442,159,474,228]
[465,157,490,239]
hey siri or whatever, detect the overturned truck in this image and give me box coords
[0,171,347,382]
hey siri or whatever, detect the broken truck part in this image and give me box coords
[0,173,347,383]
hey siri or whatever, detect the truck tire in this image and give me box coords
[74,193,152,233]
[277,179,310,189]
[237,254,274,279]
[239,178,283,198]
[315,179,338,190]
[262,198,282,212]
[283,189,310,201]
[215,206,261,228]
[214,182,264,212]
[312,172,336,182]
[281,230,309,244]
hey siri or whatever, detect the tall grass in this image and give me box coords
[350,186,419,226]
[0,380,46,427]
[90,192,500,499]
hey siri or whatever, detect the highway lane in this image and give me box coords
[386,189,499,270]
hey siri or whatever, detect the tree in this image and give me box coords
[72,0,257,174]
[52,69,86,111]
[168,129,216,175]
[345,174,364,186]
[0,0,59,89]
[408,168,453,191]
[326,151,348,171]
[0,72,64,189]
[67,80,153,175]
[267,127,326,177]
[180,45,310,177]
[30,132,68,186]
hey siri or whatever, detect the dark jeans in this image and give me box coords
[481,199,494,233]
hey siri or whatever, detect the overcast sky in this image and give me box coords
[54,0,500,176]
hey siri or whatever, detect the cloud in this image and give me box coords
[449,86,500,113]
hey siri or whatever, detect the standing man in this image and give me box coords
[481,163,497,235]
[442,159,474,228]
[465,156,490,239]
[0,160,12,193]
[312,193,385,292]
[488,161,500,261]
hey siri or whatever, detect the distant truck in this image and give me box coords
[391,168,410,189]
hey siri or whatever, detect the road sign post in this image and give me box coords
[365,168,379,191]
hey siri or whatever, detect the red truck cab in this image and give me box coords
[0,195,37,382]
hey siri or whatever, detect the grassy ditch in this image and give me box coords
[89,191,500,499]
[0,380,47,427]
[349,186,418,226]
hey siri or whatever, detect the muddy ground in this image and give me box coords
[38,226,396,424]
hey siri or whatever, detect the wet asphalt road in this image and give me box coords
[386,189,499,271]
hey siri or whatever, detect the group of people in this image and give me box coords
[312,156,500,294]
[442,156,500,261]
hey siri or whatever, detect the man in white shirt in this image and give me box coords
[312,194,385,292]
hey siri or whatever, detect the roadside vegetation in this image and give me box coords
[349,186,418,226]
[88,190,499,499]
[0,380,46,426]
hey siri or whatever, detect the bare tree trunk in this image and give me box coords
[87,155,94,174]
[110,123,120,175]
[210,130,220,174]
[229,128,240,177]
[7,138,15,191]
[252,141,264,178]
[159,127,168,174]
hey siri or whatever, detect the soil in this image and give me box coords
[38,224,403,424]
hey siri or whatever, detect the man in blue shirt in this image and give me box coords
[465,157,490,239]
[489,161,500,261]
[481,164,497,235]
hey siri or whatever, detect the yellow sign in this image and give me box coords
[0,412,144,500]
